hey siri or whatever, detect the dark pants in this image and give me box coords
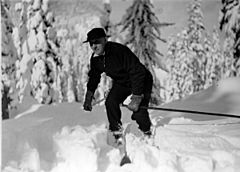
[105,76,153,132]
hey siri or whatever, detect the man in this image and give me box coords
[83,27,153,142]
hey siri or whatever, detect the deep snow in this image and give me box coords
[2,77,240,172]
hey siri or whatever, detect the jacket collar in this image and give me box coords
[92,51,105,57]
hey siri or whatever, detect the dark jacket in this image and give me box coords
[87,41,152,95]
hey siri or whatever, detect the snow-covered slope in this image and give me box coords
[2,77,240,172]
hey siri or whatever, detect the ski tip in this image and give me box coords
[120,154,131,166]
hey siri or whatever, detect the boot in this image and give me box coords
[143,130,152,138]
[141,129,154,145]
[107,126,124,147]
[112,130,124,146]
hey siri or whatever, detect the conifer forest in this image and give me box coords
[1,0,240,119]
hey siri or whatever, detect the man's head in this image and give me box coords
[83,28,108,55]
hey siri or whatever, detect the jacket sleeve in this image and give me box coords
[87,57,102,93]
[122,46,146,95]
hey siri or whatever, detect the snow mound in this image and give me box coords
[3,78,240,172]
[217,77,240,94]
[51,125,106,172]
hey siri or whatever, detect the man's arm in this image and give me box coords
[83,57,102,111]
[87,57,102,93]
[122,46,146,95]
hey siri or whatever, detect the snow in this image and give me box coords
[2,0,239,171]
[2,77,240,172]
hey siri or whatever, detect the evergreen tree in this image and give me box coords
[67,16,102,103]
[165,0,226,102]
[1,0,18,119]
[14,1,33,105]
[186,0,206,92]
[220,0,240,76]
[100,0,111,34]
[203,28,223,88]
[15,0,61,104]
[166,30,195,102]
[166,0,205,101]
[102,0,124,43]
[222,36,236,77]
[30,0,61,104]
[119,0,173,105]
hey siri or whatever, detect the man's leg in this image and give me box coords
[105,84,131,131]
[132,73,153,134]
[131,93,152,133]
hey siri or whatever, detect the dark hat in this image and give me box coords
[83,28,108,43]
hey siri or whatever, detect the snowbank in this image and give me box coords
[2,77,240,172]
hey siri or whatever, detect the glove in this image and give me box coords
[83,90,94,111]
[127,94,143,112]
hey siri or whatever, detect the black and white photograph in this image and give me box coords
[1,0,240,171]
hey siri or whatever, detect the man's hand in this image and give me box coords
[127,94,143,112]
[83,90,94,111]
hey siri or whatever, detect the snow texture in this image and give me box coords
[2,77,240,172]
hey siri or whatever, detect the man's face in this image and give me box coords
[89,37,107,55]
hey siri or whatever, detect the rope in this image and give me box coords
[122,104,240,119]
[167,122,240,126]
[92,97,240,119]
[92,98,240,125]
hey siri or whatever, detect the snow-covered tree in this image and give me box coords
[57,15,102,103]
[29,0,60,104]
[119,0,173,105]
[186,0,206,92]
[1,0,18,119]
[166,30,196,101]
[14,2,33,106]
[15,0,61,104]
[101,0,124,43]
[222,36,236,77]
[203,28,223,88]
[165,0,205,101]
[220,0,240,76]
[56,37,75,102]
[165,0,226,102]
[100,0,111,34]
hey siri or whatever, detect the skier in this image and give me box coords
[83,27,153,143]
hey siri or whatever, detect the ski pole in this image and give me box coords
[122,104,240,119]
[92,90,110,106]
[92,97,240,119]
[92,97,105,106]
